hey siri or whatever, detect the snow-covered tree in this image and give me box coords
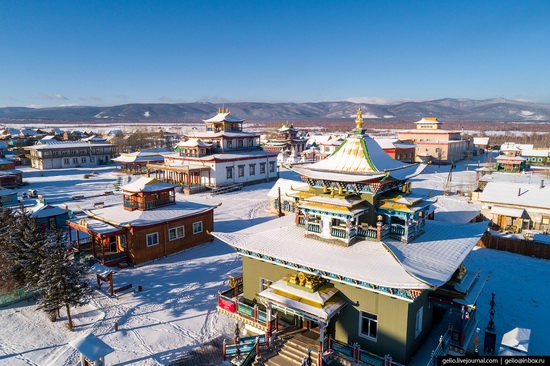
[0,207,19,292]
[36,229,92,330]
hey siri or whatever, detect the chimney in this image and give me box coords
[541,180,545,189]
[518,187,521,196]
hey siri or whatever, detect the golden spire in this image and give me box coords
[355,106,364,130]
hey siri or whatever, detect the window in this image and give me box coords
[64,158,70,165]
[169,226,185,240]
[238,139,243,148]
[226,167,233,179]
[359,311,378,341]
[249,164,255,176]
[238,165,244,177]
[269,161,275,173]
[90,156,95,162]
[260,163,266,174]
[146,232,159,247]
[415,306,423,338]
[81,157,86,163]
[227,140,233,148]
[73,157,78,164]
[193,221,203,234]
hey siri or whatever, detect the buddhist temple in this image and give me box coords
[147,107,278,194]
[263,122,307,164]
[213,107,489,364]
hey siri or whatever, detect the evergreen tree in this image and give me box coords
[0,207,18,292]
[36,229,92,330]
[9,206,49,288]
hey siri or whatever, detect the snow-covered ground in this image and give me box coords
[0,161,549,365]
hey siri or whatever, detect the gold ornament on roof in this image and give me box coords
[355,106,364,130]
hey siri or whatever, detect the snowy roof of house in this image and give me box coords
[478,182,550,209]
[0,169,22,177]
[521,149,550,157]
[122,177,175,193]
[175,138,213,148]
[288,134,426,183]
[28,203,69,219]
[473,137,490,145]
[164,149,277,162]
[25,141,112,150]
[478,172,546,186]
[86,200,215,227]
[70,217,122,234]
[203,111,245,123]
[193,131,259,139]
[319,138,344,146]
[39,135,56,141]
[267,178,309,198]
[495,155,526,162]
[212,214,429,290]
[415,117,443,125]
[490,205,525,217]
[432,196,482,224]
[112,149,169,163]
[383,220,488,287]
[277,124,298,132]
[69,333,114,362]
[500,328,531,354]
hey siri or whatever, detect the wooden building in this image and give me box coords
[68,177,215,266]
[213,109,488,364]
[0,158,23,188]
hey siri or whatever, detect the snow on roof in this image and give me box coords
[288,134,427,182]
[122,177,175,193]
[165,149,277,162]
[25,141,112,150]
[383,220,488,287]
[478,172,546,186]
[433,196,482,224]
[479,182,550,209]
[29,203,69,218]
[212,214,429,290]
[69,333,114,362]
[269,279,339,305]
[87,200,215,227]
[203,111,245,123]
[258,285,346,322]
[533,234,550,245]
[521,149,549,157]
[193,131,259,139]
[71,217,122,234]
[500,328,531,354]
[374,138,399,149]
[473,137,490,145]
[415,117,443,124]
[490,205,525,217]
[112,149,169,163]
[175,138,213,148]
[0,169,22,176]
[267,178,309,198]
[495,155,525,162]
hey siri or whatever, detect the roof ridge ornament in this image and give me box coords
[354,106,364,134]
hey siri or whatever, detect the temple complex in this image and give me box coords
[262,122,307,163]
[147,107,278,194]
[213,108,488,364]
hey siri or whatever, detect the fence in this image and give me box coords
[0,288,36,308]
[478,233,550,259]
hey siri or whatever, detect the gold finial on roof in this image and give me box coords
[355,106,364,130]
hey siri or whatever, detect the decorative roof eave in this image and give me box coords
[231,247,425,302]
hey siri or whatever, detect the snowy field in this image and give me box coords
[0,161,549,365]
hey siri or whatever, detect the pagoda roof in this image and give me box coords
[277,124,298,132]
[203,111,244,123]
[288,134,426,183]
[122,177,175,193]
[213,214,488,291]
[175,138,213,148]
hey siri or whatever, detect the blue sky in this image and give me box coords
[1,0,549,107]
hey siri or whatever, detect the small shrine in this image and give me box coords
[69,333,114,366]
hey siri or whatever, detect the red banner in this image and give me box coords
[219,297,235,313]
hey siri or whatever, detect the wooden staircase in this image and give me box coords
[256,330,320,366]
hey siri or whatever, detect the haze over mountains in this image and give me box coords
[1,98,549,122]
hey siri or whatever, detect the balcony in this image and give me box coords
[307,222,321,233]
[331,226,347,239]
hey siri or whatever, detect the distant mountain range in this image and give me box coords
[1,98,549,122]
